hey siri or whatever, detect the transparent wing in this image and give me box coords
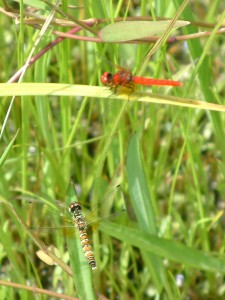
[96,52,128,73]
[13,184,125,237]
[84,184,125,231]
[12,194,75,236]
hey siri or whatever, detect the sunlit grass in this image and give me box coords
[0,1,225,300]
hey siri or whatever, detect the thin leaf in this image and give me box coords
[100,20,190,42]
[0,129,19,168]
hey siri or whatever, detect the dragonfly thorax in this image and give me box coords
[115,70,133,84]
[101,70,133,88]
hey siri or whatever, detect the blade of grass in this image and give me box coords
[1,83,225,112]
[137,0,190,76]
[65,179,97,300]
[126,133,173,298]
[100,221,225,273]
[0,129,19,168]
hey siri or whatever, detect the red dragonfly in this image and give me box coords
[100,60,182,90]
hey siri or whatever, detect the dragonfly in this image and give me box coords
[69,201,97,270]
[100,56,182,91]
[101,70,182,89]
[101,67,182,90]
[22,185,124,271]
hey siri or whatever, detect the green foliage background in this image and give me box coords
[0,1,225,299]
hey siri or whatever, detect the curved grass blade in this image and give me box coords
[2,83,225,112]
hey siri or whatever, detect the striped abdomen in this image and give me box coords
[79,230,96,270]
[69,202,97,270]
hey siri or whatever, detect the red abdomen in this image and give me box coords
[132,76,182,87]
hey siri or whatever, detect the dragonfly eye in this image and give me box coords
[101,72,113,85]
[69,202,82,214]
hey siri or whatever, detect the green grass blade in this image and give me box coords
[0,129,19,168]
[126,133,173,296]
[65,179,97,300]
[126,133,157,231]
[100,221,225,273]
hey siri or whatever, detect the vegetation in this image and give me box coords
[0,1,225,299]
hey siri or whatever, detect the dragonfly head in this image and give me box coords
[69,202,82,214]
[101,72,113,86]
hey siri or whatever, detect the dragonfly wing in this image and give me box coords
[96,52,128,72]
[84,185,125,232]
[86,209,126,232]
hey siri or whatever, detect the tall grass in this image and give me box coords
[0,1,225,299]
